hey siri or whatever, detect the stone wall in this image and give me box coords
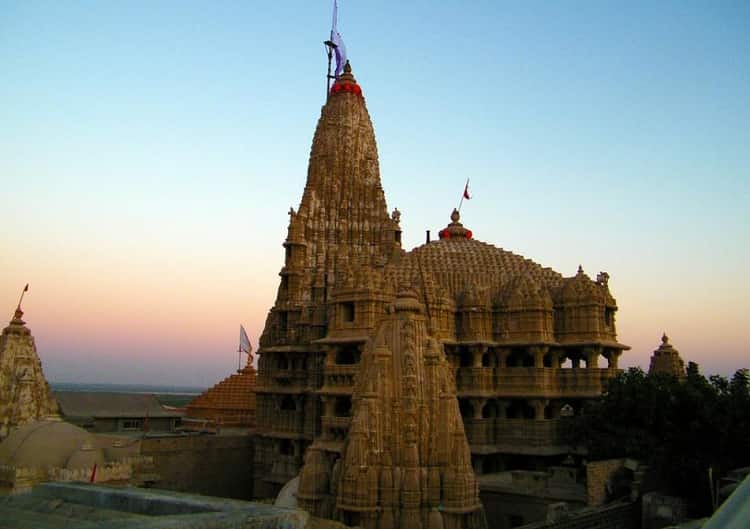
[641,492,688,529]
[517,501,638,529]
[140,434,254,500]
[586,459,626,506]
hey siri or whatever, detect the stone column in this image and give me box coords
[472,346,484,368]
[497,348,509,368]
[584,346,601,368]
[472,398,487,419]
[608,350,622,369]
[531,346,549,368]
[530,399,549,420]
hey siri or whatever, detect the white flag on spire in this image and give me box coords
[331,0,347,77]
[239,325,251,354]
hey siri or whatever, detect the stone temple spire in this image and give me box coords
[260,61,400,347]
[0,300,59,440]
[648,333,686,379]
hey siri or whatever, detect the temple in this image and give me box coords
[185,349,257,428]
[0,301,58,440]
[253,61,629,528]
[648,334,686,379]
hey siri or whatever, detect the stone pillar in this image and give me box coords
[321,396,334,417]
[497,348,509,368]
[531,346,549,368]
[473,398,487,419]
[530,399,549,421]
[584,346,601,368]
[472,346,484,368]
[608,350,622,369]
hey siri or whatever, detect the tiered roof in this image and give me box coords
[185,360,257,428]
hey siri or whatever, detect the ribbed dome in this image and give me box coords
[400,237,562,301]
[0,418,102,469]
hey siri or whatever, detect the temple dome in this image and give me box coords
[0,418,103,470]
[399,211,562,300]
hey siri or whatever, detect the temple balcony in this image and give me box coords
[464,418,565,451]
[456,367,616,398]
[319,364,358,394]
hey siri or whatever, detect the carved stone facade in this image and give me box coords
[254,61,628,526]
[648,334,685,379]
[0,306,58,440]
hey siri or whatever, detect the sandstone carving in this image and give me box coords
[0,303,58,440]
[253,61,628,527]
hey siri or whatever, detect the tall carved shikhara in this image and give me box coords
[255,62,627,528]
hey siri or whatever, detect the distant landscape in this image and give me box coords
[50,381,206,408]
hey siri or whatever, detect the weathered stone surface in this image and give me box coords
[0,305,58,440]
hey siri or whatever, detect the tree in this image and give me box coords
[564,364,750,517]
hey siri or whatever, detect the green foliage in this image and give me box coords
[563,364,750,516]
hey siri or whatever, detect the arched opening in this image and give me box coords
[459,399,474,419]
[543,353,553,368]
[459,347,473,367]
[280,395,296,411]
[277,355,289,370]
[507,348,533,367]
[482,400,500,419]
[507,400,535,420]
[334,396,352,417]
[279,439,293,456]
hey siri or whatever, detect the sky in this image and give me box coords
[1,1,748,387]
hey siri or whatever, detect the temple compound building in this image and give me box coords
[253,61,628,528]
[648,334,686,379]
[0,302,58,441]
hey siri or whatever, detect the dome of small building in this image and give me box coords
[0,417,102,470]
[557,265,606,303]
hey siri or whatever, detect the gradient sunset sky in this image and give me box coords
[1,1,748,387]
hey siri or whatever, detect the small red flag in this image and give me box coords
[90,463,97,483]
[463,181,471,200]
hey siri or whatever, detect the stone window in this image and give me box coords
[285,245,292,262]
[121,419,142,431]
[459,347,473,367]
[604,307,614,327]
[278,311,288,331]
[341,302,355,323]
[335,345,359,365]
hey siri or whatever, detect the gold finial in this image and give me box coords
[577,265,584,275]
[450,208,460,223]
[662,333,669,345]
[344,60,352,74]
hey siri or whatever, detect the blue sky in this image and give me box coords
[1,1,748,386]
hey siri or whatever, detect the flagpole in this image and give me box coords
[458,178,470,213]
[324,40,337,98]
[16,284,28,311]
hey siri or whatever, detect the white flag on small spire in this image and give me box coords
[239,325,252,354]
[331,0,347,78]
